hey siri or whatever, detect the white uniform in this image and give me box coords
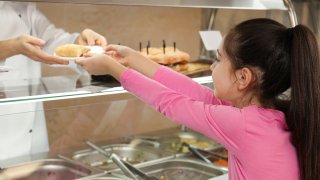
[0,1,80,165]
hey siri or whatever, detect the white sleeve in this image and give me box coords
[27,3,79,54]
[27,3,86,74]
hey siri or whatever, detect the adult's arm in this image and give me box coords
[27,3,79,54]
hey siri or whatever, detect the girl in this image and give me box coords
[76,18,320,180]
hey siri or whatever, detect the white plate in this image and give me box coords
[54,45,104,61]
[87,45,105,54]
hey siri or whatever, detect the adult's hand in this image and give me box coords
[77,29,107,47]
[13,35,68,65]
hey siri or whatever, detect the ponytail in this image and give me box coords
[287,25,320,180]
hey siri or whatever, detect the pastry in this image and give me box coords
[140,47,190,65]
[55,44,90,57]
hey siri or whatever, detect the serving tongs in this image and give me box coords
[181,142,228,164]
[86,141,111,159]
[110,153,137,180]
[110,153,159,180]
[180,142,212,164]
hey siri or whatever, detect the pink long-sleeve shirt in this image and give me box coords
[120,66,299,180]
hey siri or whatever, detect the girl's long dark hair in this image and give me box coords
[224,18,320,180]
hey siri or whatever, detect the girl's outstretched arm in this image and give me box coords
[105,45,229,105]
[105,45,160,78]
[120,68,246,153]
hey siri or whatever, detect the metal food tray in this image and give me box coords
[82,176,127,180]
[207,147,228,168]
[108,157,227,180]
[210,147,228,158]
[77,172,132,180]
[174,146,229,169]
[71,144,165,170]
[156,131,221,153]
[0,159,101,180]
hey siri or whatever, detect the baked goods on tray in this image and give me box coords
[140,47,190,65]
[55,44,90,57]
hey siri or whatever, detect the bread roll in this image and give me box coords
[140,47,190,65]
[55,44,90,57]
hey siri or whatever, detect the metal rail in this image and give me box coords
[3,0,287,10]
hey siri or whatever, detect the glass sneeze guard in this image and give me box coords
[0,74,214,103]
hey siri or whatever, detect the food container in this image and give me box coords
[0,159,100,180]
[86,177,126,180]
[72,144,165,170]
[156,131,220,153]
[109,157,227,180]
[129,131,228,168]
[77,172,132,180]
[207,147,228,167]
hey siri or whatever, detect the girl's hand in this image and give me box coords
[75,54,111,75]
[105,44,160,78]
[76,54,127,80]
[77,29,107,47]
[13,35,68,65]
[104,44,141,66]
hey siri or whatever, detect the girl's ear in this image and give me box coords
[235,67,253,90]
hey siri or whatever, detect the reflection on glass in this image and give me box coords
[0,75,121,101]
